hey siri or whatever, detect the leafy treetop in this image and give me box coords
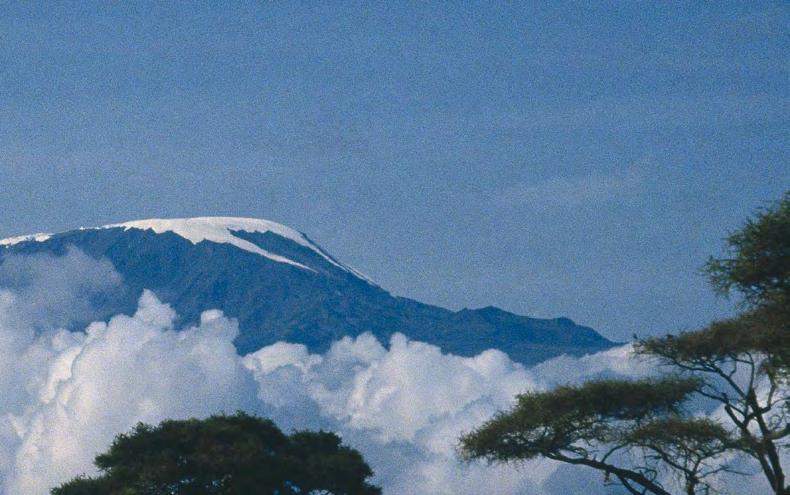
[51,412,381,495]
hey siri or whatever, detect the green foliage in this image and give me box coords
[636,192,790,494]
[286,431,381,495]
[638,191,790,383]
[460,191,790,495]
[705,191,790,308]
[48,477,112,495]
[459,377,700,463]
[637,192,789,494]
[51,412,380,495]
[637,305,789,370]
[624,417,734,454]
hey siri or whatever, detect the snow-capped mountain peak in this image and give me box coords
[0,216,613,362]
[103,217,319,270]
[101,217,370,279]
[1,217,370,279]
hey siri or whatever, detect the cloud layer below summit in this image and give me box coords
[0,250,766,494]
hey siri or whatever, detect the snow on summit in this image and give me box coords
[102,217,367,277]
[0,233,52,247]
[2,217,373,281]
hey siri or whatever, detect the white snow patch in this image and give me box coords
[101,217,368,280]
[0,234,51,247]
[2,217,374,283]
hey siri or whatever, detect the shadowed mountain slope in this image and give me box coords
[0,218,615,364]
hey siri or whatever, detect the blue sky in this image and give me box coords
[1,2,787,341]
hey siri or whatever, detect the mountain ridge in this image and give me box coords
[0,217,615,364]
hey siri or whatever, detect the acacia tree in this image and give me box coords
[51,412,381,495]
[460,192,789,495]
[460,377,736,495]
[638,192,789,493]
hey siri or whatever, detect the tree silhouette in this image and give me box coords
[51,412,380,495]
[461,192,789,495]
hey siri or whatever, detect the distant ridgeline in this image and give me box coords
[0,218,614,364]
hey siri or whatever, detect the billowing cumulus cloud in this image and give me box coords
[0,250,771,494]
[0,247,122,331]
[0,288,260,493]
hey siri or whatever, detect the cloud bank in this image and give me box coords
[0,250,770,494]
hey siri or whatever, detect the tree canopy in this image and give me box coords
[705,191,790,309]
[460,377,732,495]
[51,412,381,495]
[460,192,790,495]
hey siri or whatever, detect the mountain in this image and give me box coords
[0,217,615,364]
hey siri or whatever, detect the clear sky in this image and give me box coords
[1,2,787,341]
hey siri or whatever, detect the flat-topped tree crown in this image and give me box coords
[461,191,790,495]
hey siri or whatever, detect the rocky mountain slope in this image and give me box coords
[0,218,615,364]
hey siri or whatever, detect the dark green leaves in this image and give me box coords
[704,191,790,308]
[461,191,790,494]
[459,377,700,463]
[51,412,380,495]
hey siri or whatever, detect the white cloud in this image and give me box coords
[1,290,258,494]
[243,332,549,493]
[0,249,774,494]
[0,247,121,331]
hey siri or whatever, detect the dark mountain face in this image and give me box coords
[0,219,615,364]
